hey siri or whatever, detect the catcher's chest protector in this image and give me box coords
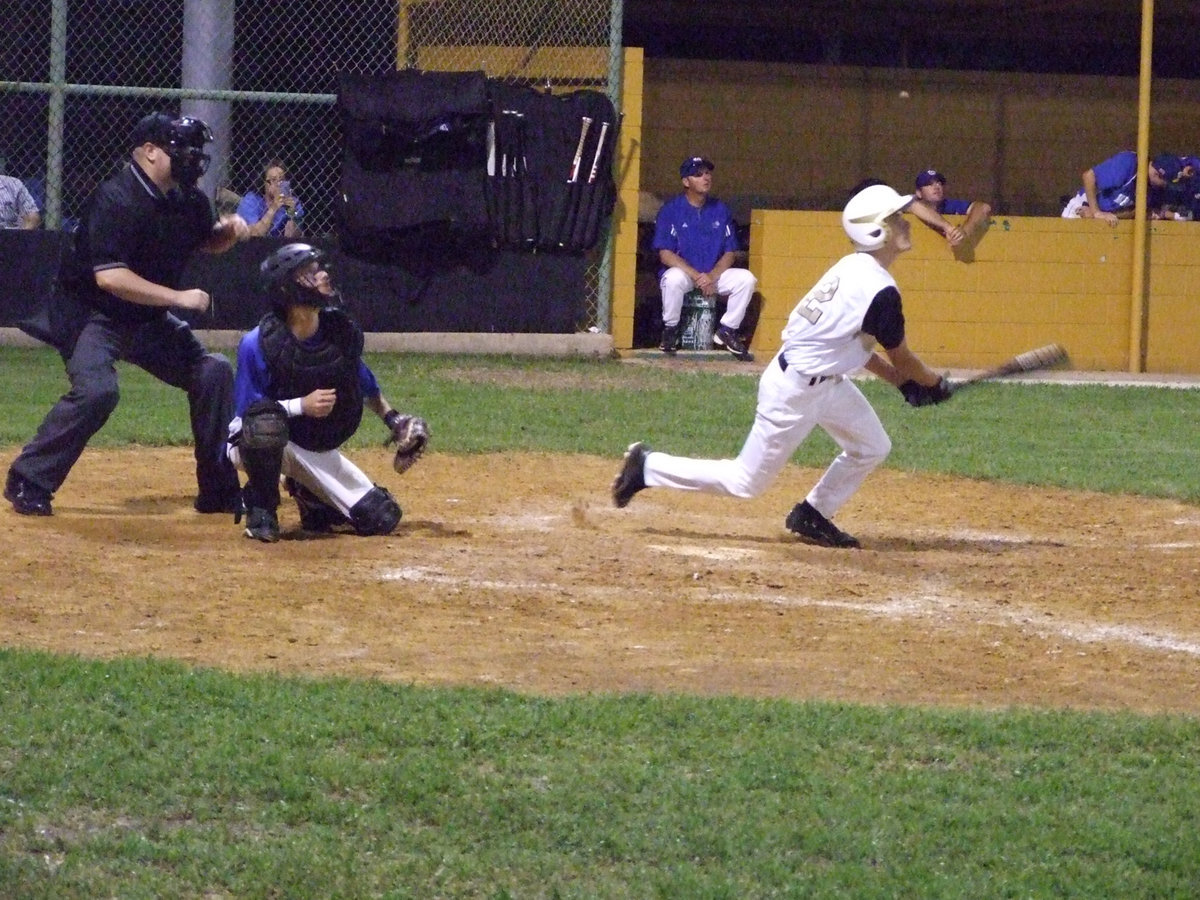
[259,311,363,451]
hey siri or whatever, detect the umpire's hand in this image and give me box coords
[174,288,211,313]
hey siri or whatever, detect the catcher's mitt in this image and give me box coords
[384,411,430,474]
[899,376,952,408]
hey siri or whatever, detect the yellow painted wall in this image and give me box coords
[640,59,1200,218]
[745,212,1200,374]
[609,47,643,351]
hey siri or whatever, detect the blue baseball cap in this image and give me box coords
[680,156,715,178]
[915,169,945,188]
[1151,153,1184,183]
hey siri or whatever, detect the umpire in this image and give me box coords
[4,112,248,517]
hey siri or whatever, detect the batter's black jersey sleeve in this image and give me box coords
[75,162,215,323]
[860,285,905,351]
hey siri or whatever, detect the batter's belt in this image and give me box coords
[777,354,843,387]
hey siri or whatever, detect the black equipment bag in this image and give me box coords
[336,70,490,257]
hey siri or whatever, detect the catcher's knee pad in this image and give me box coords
[349,485,401,536]
[241,399,289,450]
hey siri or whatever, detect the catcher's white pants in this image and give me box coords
[642,354,891,519]
[660,266,757,329]
[228,442,375,517]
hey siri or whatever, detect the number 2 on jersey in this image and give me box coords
[796,276,839,324]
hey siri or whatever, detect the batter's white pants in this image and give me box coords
[660,266,757,330]
[228,442,376,517]
[643,354,892,519]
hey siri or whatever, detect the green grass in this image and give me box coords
[2,650,1198,899]
[2,345,1199,896]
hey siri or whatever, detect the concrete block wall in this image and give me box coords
[746,211,1200,374]
[640,59,1200,218]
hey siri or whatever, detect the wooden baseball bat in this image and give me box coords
[949,343,1070,394]
[585,121,610,184]
[567,116,593,183]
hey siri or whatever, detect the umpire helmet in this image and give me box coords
[260,243,332,311]
[130,112,213,188]
[842,183,913,251]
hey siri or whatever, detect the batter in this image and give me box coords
[613,182,951,548]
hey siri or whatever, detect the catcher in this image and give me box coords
[226,243,429,542]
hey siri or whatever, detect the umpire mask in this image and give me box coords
[163,116,213,188]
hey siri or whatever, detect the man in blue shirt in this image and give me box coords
[1061,151,1182,223]
[652,156,757,359]
[911,169,991,250]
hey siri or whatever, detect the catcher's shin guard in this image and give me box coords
[238,399,289,512]
[349,485,401,536]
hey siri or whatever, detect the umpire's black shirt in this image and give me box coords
[72,160,214,324]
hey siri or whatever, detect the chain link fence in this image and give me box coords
[2,0,621,329]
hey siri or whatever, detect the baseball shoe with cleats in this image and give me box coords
[5,469,53,516]
[612,442,649,508]
[713,325,753,361]
[285,477,349,533]
[244,506,280,543]
[659,325,680,354]
[785,500,860,549]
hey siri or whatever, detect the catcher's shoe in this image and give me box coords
[713,325,754,362]
[659,325,679,354]
[785,500,860,549]
[612,442,649,508]
[244,506,280,543]
[285,477,348,533]
[5,469,53,516]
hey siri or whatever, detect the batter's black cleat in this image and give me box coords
[5,469,53,516]
[285,477,349,533]
[243,506,280,543]
[785,500,860,549]
[612,442,649,508]
[659,325,680,354]
[713,325,754,361]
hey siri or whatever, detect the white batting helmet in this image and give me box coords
[842,183,913,251]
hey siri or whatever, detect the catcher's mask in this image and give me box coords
[259,242,341,313]
[130,112,212,188]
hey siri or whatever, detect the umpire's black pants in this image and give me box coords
[10,310,240,504]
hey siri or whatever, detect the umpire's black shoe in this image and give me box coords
[5,469,53,517]
[612,442,649,508]
[194,490,243,515]
[785,500,860,549]
[244,507,280,543]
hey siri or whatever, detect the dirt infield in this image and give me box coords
[3,446,1199,715]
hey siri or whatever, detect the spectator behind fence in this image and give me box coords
[1061,150,1182,224]
[0,174,41,229]
[652,155,757,360]
[911,169,990,249]
[237,160,303,238]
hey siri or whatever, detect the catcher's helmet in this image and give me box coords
[129,112,213,187]
[842,183,913,251]
[260,243,332,310]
